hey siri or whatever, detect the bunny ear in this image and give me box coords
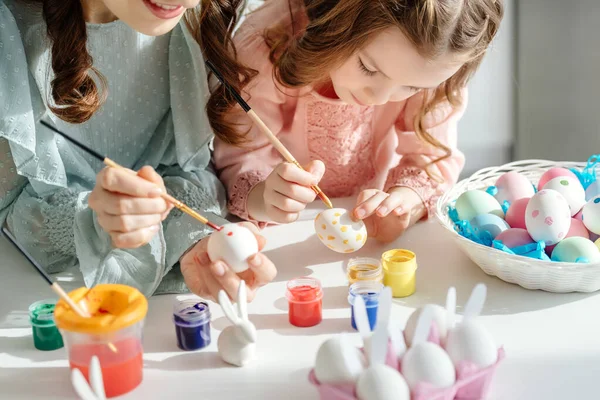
[412,306,433,345]
[218,290,240,325]
[376,287,392,329]
[388,322,406,359]
[71,368,98,400]
[463,283,487,319]
[353,295,371,339]
[446,286,456,329]
[237,280,248,321]
[89,356,106,400]
[369,305,389,366]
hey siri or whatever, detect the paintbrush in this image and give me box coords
[205,59,333,209]
[1,227,118,353]
[40,120,222,231]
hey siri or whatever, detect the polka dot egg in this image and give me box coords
[314,208,367,253]
[525,189,571,246]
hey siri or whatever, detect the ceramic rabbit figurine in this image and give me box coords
[217,280,257,367]
[71,356,106,400]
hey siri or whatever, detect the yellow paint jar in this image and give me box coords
[346,257,384,286]
[382,249,417,298]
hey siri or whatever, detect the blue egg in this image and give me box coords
[551,237,600,263]
[470,213,510,240]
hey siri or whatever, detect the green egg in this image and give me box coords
[551,237,600,263]
[455,190,504,221]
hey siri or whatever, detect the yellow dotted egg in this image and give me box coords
[341,226,348,233]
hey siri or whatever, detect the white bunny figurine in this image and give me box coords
[217,280,257,367]
[71,356,106,400]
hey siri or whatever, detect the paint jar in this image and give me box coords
[286,277,323,328]
[173,299,211,351]
[348,281,384,331]
[346,257,384,286]
[54,284,148,398]
[29,299,64,351]
[382,249,417,298]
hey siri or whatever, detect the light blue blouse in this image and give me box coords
[0,1,228,296]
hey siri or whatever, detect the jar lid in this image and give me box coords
[173,299,211,326]
[381,249,417,273]
[286,277,323,303]
[29,299,58,327]
[54,284,148,334]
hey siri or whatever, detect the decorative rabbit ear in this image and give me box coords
[218,290,240,325]
[446,286,456,329]
[237,280,248,321]
[89,356,106,400]
[376,287,392,329]
[388,322,406,359]
[353,295,371,338]
[369,304,389,366]
[463,283,487,320]
[413,306,433,346]
[71,368,98,400]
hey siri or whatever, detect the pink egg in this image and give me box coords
[574,209,583,221]
[537,167,578,191]
[545,218,590,255]
[495,171,535,204]
[505,198,530,229]
[495,228,535,248]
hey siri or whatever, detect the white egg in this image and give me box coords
[582,195,600,235]
[401,341,456,390]
[445,320,497,369]
[525,189,572,246]
[404,304,448,347]
[314,336,367,384]
[542,176,586,216]
[356,364,410,400]
[207,224,259,273]
[314,208,367,253]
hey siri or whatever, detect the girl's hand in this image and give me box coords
[88,166,173,249]
[263,160,325,224]
[180,222,277,302]
[353,187,427,243]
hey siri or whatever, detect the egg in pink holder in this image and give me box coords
[309,285,504,400]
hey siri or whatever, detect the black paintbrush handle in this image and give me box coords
[205,59,251,113]
[1,227,53,285]
[40,120,106,162]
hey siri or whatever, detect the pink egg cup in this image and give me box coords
[309,325,505,400]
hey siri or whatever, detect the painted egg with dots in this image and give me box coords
[505,197,530,230]
[537,167,579,191]
[494,171,535,205]
[525,189,571,246]
[541,176,586,216]
[207,224,259,273]
[314,208,367,253]
[582,195,600,235]
[551,237,600,263]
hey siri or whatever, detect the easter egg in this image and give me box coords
[537,167,578,191]
[470,214,509,240]
[525,189,571,246]
[505,197,529,230]
[494,171,535,204]
[455,190,504,221]
[545,218,590,255]
[551,237,600,263]
[207,224,259,273]
[542,176,586,216]
[582,196,600,235]
[495,228,535,248]
[586,180,600,201]
[315,208,367,253]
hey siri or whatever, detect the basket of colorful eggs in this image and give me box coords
[436,156,600,293]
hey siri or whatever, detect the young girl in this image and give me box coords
[0,0,276,301]
[213,0,504,243]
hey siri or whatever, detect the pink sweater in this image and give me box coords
[213,1,466,224]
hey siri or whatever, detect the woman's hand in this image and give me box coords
[180,222,277,302]
[88,166,173,248]
[353,187,426,243]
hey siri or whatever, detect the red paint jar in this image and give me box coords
[286,277,323,327]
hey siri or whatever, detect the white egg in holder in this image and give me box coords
[314,208,367,253]
[207,224,259,273]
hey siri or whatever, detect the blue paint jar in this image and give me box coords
[348,281,384,331]
[173,299,211,351]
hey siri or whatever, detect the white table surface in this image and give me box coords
[2,197,600,399]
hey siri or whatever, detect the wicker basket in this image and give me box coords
[435,159,600,293]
